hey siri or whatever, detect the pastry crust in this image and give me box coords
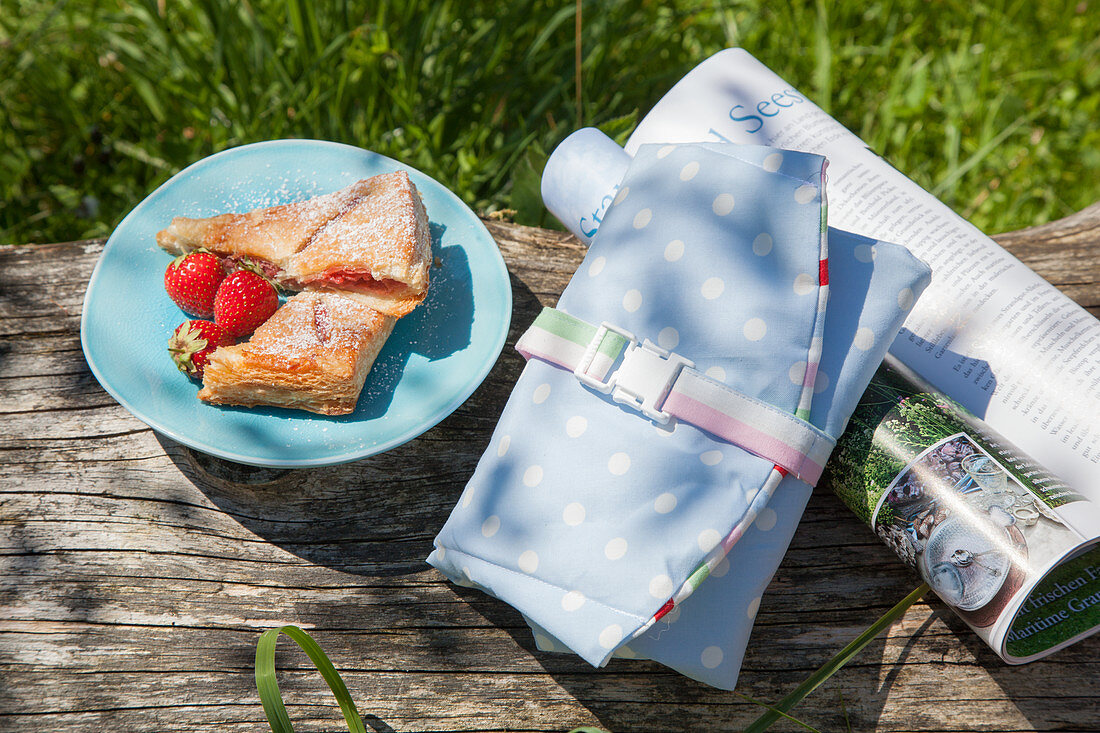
[156,171,432,317]
[197,291,396,415]
[155,179,372,265]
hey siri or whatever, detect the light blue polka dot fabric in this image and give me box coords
[526,227,931,688]
[427,142,932,689]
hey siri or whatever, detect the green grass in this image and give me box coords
[2,0,1099,246]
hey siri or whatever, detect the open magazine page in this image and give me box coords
[824,357,1100,662]
[624,49,1100,506]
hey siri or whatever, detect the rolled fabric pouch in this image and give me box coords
[527,226,930,689]
[428,139,931,684]
[530,133,933,689]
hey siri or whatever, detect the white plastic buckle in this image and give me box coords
[612,339,695,424]
[574,321,637,391]
[574,322,695,425]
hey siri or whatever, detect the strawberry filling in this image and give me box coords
[223,254,282,280]
[297,270,406,297]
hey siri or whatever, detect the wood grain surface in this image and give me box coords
[3,209,1100,732]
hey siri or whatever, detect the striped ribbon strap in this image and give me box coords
[514,307,631,381]
[515,308,834,485]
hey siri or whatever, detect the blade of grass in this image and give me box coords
[527,5,577,61]
[255,625,367,733]
[735,691,825,733]
[930,105,1046,197]
[743,583,929,733]
[287,0,324,56]
[112,140,174,171]
[812,0,832,113]
[575,0,582,126]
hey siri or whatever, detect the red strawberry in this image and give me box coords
[168,320,233,379]
[164,250,226,317]
[213,270,280,337]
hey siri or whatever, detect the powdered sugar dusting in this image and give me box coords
[253,291,388,362]
[288,171,427,279]
[166,177,375,264]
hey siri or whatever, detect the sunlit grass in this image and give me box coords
[2,0,1098,245]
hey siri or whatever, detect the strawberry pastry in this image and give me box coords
[155,171,431,317]
[157,170,431,414]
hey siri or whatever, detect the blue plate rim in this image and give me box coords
[80,139,511,467]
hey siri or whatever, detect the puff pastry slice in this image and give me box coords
[157,171,432,317]
[197,291,396,415]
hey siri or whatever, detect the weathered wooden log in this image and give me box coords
[1,207,1099,732]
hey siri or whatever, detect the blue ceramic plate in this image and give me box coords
[81,140,511,467]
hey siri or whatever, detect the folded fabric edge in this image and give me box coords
[636,141,828,190]
[519,473,816,691]
[426,544,647,667]
[627,466,787,640]
[613,234,934,686]
[618,231,935,657]
[428,462,785,668]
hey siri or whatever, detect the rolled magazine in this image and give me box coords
[828,357,1100,662]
